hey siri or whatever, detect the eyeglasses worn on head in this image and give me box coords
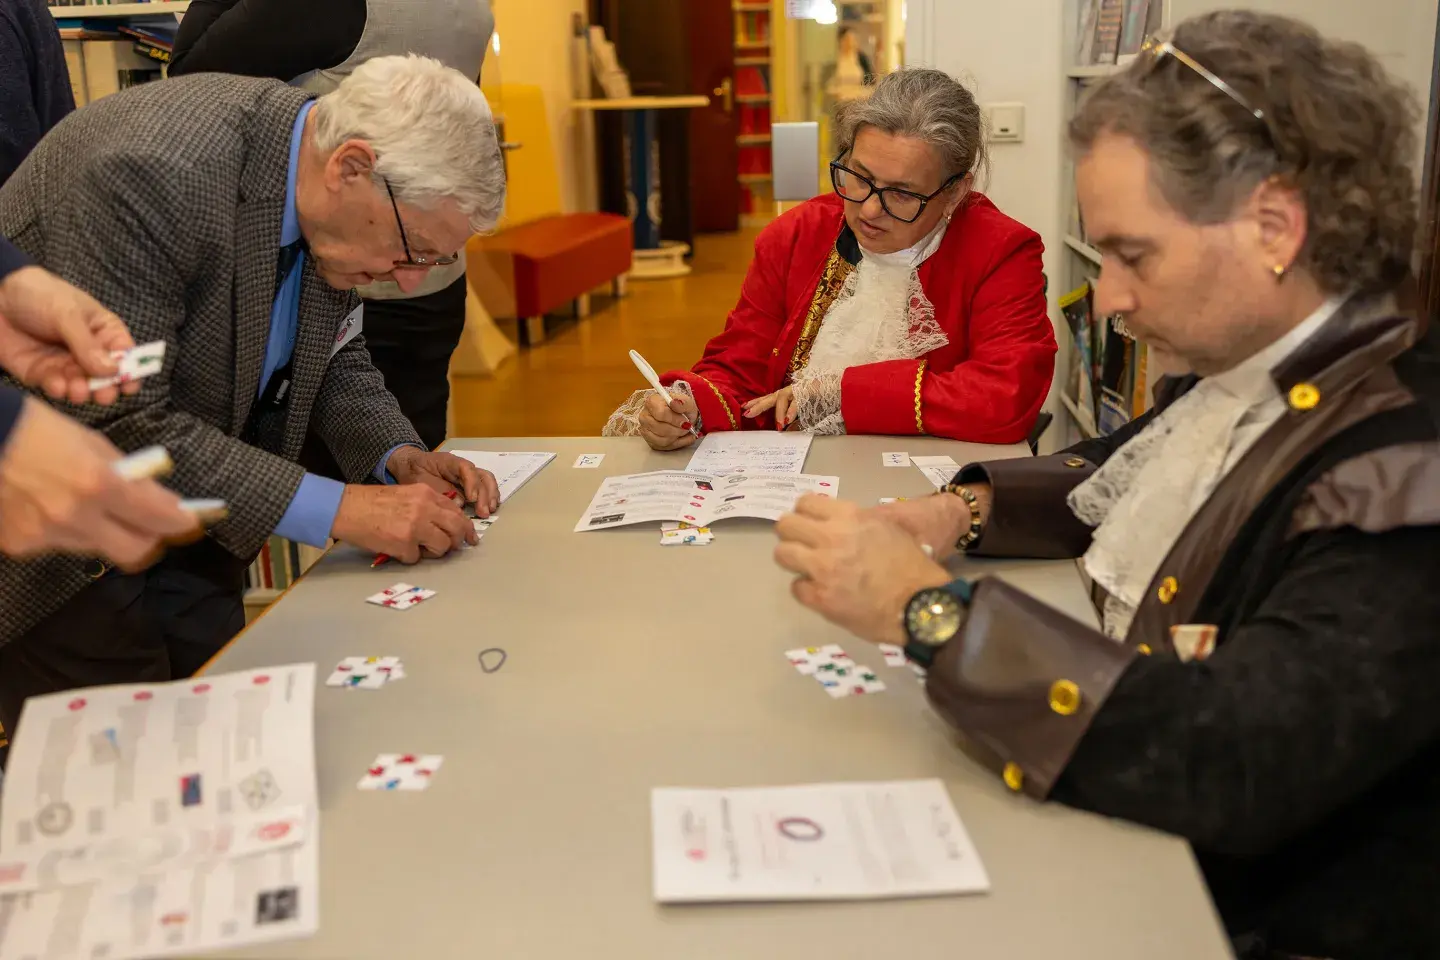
[828,154,964,224]
[1138,36,1275,141]
[384,179,459,268]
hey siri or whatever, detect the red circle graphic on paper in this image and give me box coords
[68,698,86,712]
[134,691,153,702]
[257,822,291,841]
[192,684,211,695]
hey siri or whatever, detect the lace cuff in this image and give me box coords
[792,373,846,436]
[602,380,697,437]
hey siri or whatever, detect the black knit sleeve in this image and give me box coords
[1052,523,1440,858]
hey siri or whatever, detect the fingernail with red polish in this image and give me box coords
[682,421,692,430]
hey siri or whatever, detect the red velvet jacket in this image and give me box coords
[663,192,1056,443]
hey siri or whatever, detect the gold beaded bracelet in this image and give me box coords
[938,483,983,551]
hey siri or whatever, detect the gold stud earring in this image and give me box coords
[1272,263,1287,280]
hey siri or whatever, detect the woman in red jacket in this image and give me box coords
[604,67,1056,448]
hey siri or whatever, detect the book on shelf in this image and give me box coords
[1076,0,1146,67]
[1076,0,1101,66]
[734,65,769,97]
[1059,283,1096,426]
[1116,0,1150,62]
[244,536,326,598]
[60,38,163,105]
[1058,281,1153,435]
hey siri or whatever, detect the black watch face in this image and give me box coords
[905,589,963,647]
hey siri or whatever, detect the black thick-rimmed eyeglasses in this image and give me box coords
[828,154,964,224]
[1138,36,1277,148]
[384,179,459,268]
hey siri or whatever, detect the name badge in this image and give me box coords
[1170,624,1219,663]
[328,305,364,360]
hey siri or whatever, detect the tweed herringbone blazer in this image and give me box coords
[0,74,422,645]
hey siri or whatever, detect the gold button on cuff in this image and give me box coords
[1002,762,1024,792]
[1288,382,1320,411]
[770,347,779,356]
[1157,576,1179,604]
[1137,643,1152,656]
[1048,679,1081,716]
[1063,456,1086,468]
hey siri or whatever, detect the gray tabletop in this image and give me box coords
[207,436,1230,960]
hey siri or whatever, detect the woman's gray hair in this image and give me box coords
[834,68,989,189]
[312,54,507,234]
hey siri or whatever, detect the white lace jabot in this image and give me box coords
[791,220,952,434]
[1067,296,1346,641]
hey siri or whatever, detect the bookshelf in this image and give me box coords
[48,2,189,17]
[242,538,328,622]
[734,2,775,222]
[1056,0,1166,446]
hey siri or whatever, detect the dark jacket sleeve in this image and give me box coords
[0,236,29,281]
[0,385,22,450]
[0,10,43,186]
[928,523,1440,859]
[169,0,366,80]
[955,375,1196,558]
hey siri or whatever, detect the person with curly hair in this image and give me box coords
[773,11,1440,959]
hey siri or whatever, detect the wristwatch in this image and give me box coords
[902,578,974,668]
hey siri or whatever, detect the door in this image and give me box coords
[688,0,741,233]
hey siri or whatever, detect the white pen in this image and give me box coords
[628,349,700,438]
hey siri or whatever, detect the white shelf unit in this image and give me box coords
[1064,233,1103,266]
[1056,0,1167,447]
[49,2,189,17]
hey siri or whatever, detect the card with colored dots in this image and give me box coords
[357,754,444,791]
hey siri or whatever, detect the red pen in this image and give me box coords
[370,489,462,568]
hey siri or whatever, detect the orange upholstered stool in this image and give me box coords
[468,213,633,346]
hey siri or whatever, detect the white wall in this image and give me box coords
[906,0,1070,442]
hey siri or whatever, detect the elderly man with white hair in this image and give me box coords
[0,55,506,732]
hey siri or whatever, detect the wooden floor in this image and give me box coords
[450,226,763,438]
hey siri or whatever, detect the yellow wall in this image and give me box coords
[483,0,597,215]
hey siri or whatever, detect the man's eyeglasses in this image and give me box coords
[828,154,964,224]
[384,179,459,268]
[1138,37,1275,144]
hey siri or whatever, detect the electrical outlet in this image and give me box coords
[984,103,1025,143]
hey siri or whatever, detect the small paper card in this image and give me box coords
[365,583,435,610]
[912,456,960,490]
[819,666,886,699]
[325,656,402,689]
[573,454,605,468]
[660,521,713,546]
[882,452,911,467]
[784,644,852,676]
[87,340,166,389]
[877,643,906,667]
[357,754,444,791]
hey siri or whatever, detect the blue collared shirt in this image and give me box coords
[268,104,413,547]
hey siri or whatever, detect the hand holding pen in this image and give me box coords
[370,489,473,568]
